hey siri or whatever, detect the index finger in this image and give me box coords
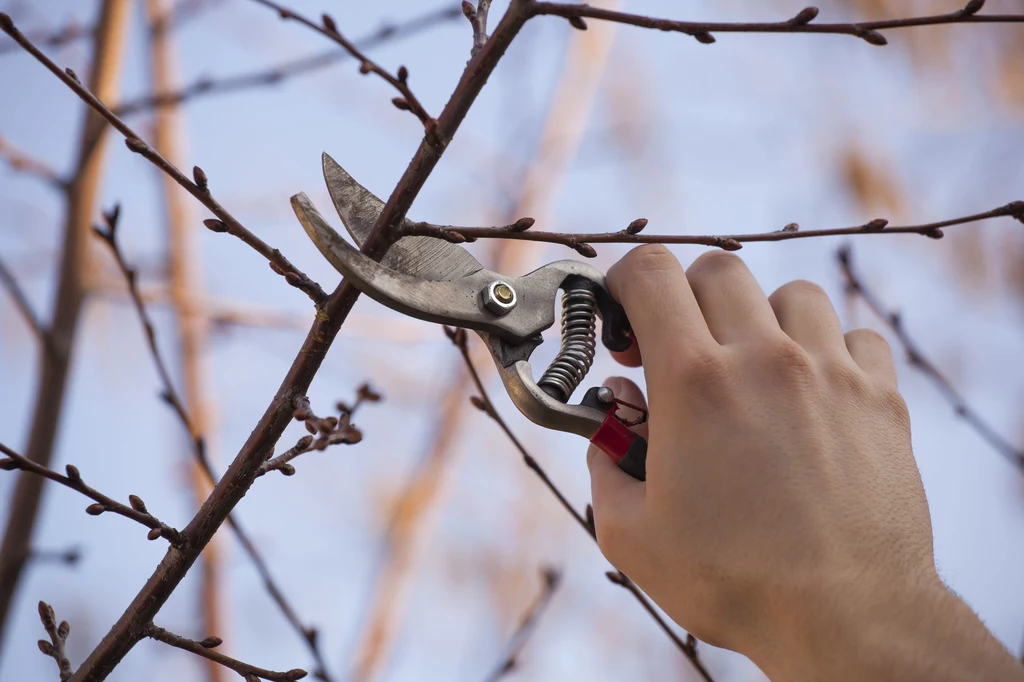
[606,245,715,372]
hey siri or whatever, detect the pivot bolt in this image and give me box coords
[596,386,615,405]
[483,280,517,315]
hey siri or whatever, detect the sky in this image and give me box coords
[1,1,1023,681]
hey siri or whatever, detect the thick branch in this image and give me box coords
[117,5,461,116]
[146,624,306,681]
[404,201,1024,257]
[449,329,713,681]
[95,204,339,681]
[0,13,327,307]
[531,2,1024,46]
[37,601,73,681]
[0,443,183,544]
[484,567,560,682]
[62,2,532,678]
[246,0,436,135]
[838,246,1024,470]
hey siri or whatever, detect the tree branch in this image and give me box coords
[0,443,183,545]
[838,245,1024,471]
[530,1,1024,46]
[0,13,328,307]
[462,0,492,58]
[37,601,73,681]
[0,134,66,189]
[116,5,461,117]
[51,2,532,677]
[448,328,714,681]
[245,0,437,137]
[404,201,1024,258]
[146,624,306,682]
[483,566,561,682]
[93,204,340,681]
[258,386,379,477]
[0,254,48,345]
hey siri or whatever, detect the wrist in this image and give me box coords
[749,566,978,682]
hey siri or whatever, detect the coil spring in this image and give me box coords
[538,287,598,402]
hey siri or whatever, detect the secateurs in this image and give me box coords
[290,154,649,481]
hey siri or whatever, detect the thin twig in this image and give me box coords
[0,21,92,56]
[530,1,1024,46]
[246,0,437,138]
[0,443,183,545]
[117,5,461,116]
[27,547,82,567]
[60,2,531,676]
[404,201,1024,258]
[0,134,66,189]
[483,567,561,682]
[146,624,307,681]
[259,386,378,477]
[838,245,1024,471]
[462,0,492,58]
[448,329,714,681]
[0,13,328,307]
[0,254,48,345]
[37,601,73,681]
[93,206,339,681]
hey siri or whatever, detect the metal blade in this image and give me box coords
[321,152,484,281]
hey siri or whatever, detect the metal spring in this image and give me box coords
[538,288,598,402]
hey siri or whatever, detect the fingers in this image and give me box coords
[685,252,781,345]
[587,377,647,542]
[845,329,898,387]
[606,245,714,372]
[769,280,846,356]
[610,343,642,368]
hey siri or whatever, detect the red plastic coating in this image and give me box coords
[589,411,636,463]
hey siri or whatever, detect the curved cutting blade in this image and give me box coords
[321,152,483,281]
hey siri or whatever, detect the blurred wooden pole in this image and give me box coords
[0,0,134,654]
[347,8,621,680]
[144,1,225,681]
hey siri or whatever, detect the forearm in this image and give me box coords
[754,574,1024,682]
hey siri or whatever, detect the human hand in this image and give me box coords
[588,246,1021,681]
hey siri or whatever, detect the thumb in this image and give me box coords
[587,376,646,541]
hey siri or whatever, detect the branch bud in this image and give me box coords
[511,217,536,232]
[962,0,986,16]
[857,29,887,46]
[65,68,79,82]
[0,459,18,470]
[605,571,627,586]
[391,97,411,111]
[65,464,81,481]
[321,13,337,33]
[574,243,598,258]
[469,396,488,412]
[147,528,161,541]
[782,223,799,232]
[693,32,716,44]
[203,218,228,233]
[85,503,105,516]
[568,16,588,30]
[297,435,314,450]
[462,1,476,21]
[923,228,944,239]
[397,65,408,83]
[625,218,648,234]
[359,61,372,75]
[0,13,12,31]
[124,137,148,154]
[193,166,208,192]
[57,620,70,640]
[37,640,54,656]
[199,636,223,649]
[790,7,819,25]
[441,230,467,243]
[280,464,296,476]
[129,494,148,513]
[718,238,743,251]
[862,218,888,232]
[285,670,308,681]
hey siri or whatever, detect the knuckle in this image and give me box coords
[823,359,870,398]
[876,386,911,427]
[689,249,744,276]
[770,279,827,306]
[673,347,729,387]
[847,327,891,352]
[766,338,815,377]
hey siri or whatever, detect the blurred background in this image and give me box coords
[1,0,1023,680]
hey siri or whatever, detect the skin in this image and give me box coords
[587,245,1024,681]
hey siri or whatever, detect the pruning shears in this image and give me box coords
[290,154,648,481]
